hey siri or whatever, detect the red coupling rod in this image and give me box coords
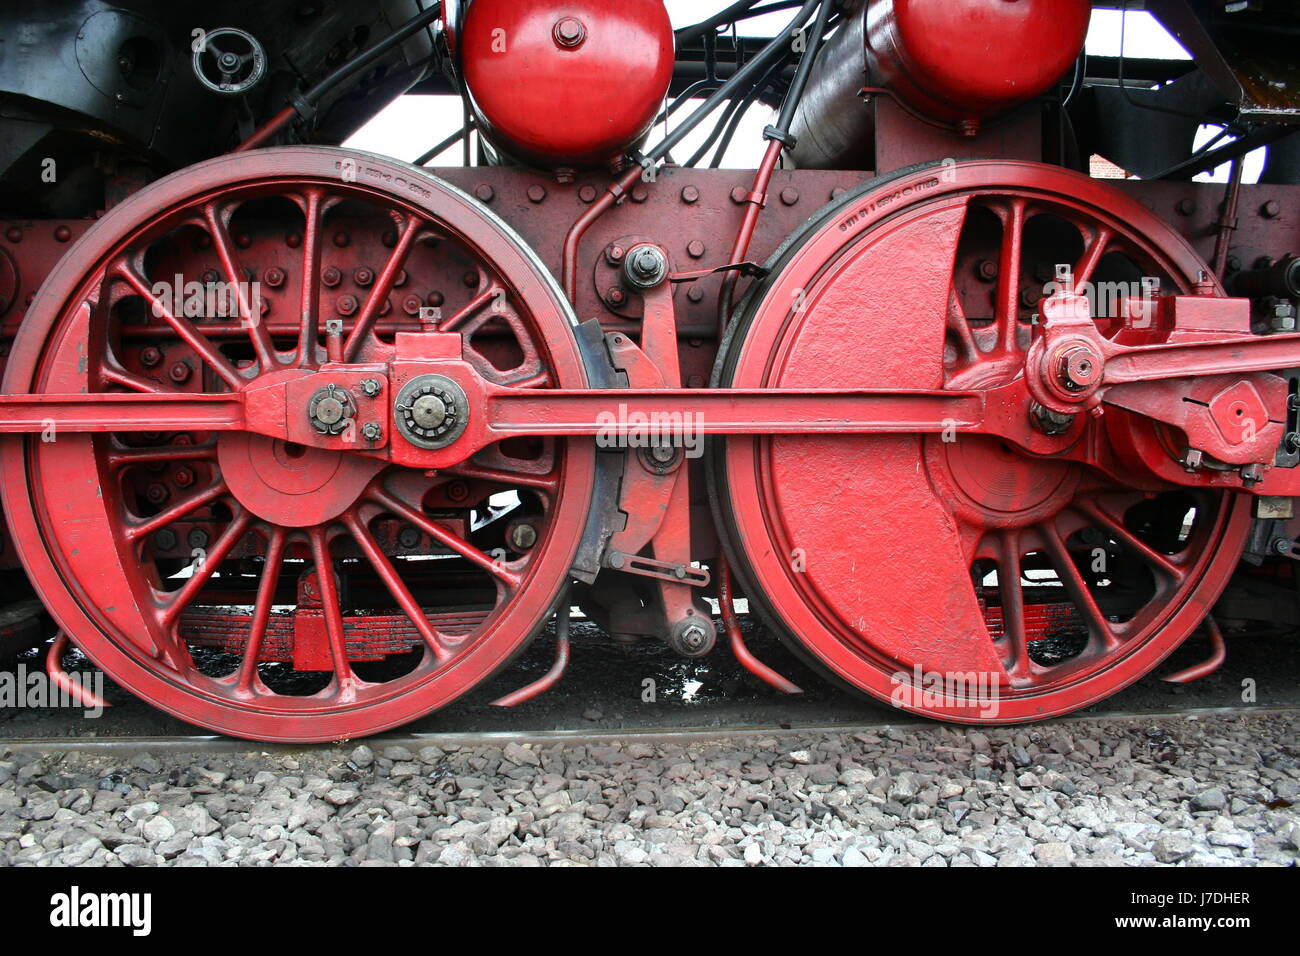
[1161,616,1226,684]
[491,596,572,707]
[46,631,111,711]
[719,561,801,694]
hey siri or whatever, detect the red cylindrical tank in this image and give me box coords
[459,0,674,172]
[791,0,1092,168]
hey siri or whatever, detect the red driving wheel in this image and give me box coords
[0,148,594,742]
[712,160,1251,723]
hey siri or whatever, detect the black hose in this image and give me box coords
[302,2,443,107]
[414,124,469,166]
[773,0,834,135]
[645,0,822,163]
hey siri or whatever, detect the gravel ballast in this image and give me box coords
[0,713,1296,866]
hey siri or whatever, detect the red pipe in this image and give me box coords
[1161,616,1226,684]
[719,561,801,694]
[490,601,572,706]
[563,166,644,304]
[46,632,111,711]
[234,105,298,153]
[717,138,783,336]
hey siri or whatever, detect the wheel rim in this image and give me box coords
[0,148,594,742]
[713,160,1251,723]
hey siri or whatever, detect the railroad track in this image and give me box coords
[2,703,1295,756]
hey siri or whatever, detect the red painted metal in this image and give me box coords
[712,161,1257,723]
[0,148,595,742]
[460,0,674,170]
[46,633,110,712]
[1161,616,1227,684]
[866,0,1091,129]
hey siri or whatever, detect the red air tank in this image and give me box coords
[791,0,1092,168]
[458,0,675,172]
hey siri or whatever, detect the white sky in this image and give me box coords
[346,6,1257,182]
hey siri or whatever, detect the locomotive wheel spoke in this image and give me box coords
[1074,497,1187,584]
[101,363,173,394]
[106,442,218,469]
[993,197,1028,354]
[233,526,287,696]
[202,200,278,370]
[369,487,524,590]
[113,261,246,390]
[343,213,424,360]
[160,508,254,629]
[1039,520,1125,654]
[295,186,327,367]
[308,526,362,697]
[946,286,980,363]
[993,530,1038,685]
[1073,224,1114,292]
[124,480,229,542]
[440,283,506,333]
[342,512,454,662]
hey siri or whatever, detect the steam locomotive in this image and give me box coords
[0,0,1296,741]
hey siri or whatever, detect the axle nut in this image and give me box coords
[307,383,357,436]
[394,374,470,450]
[623,245,668,290]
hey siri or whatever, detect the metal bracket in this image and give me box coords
[606,551,710,587]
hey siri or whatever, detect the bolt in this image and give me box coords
[474,184,495,203]
[579,185,597,203]
[1021,286,1041,308]
[625,246,667,289]
[427,291,445,307]
[264,267,285,288]
[553,16,587,48]
[332,231,350,247]
[510,524,538,551]
[168,361,192,384]
[687,286,705,303]
[394,269,408,287]
[1285,432,1300,454]
[675,622,712,656]
[1031,402,1075,436]
[140,346,162,368]
[201,269,220,284]
[145,483,169,505]
[527,184,547,203]
[1176,198,1196,216]
[630,185,649,203]
[403,294,423,316]
[976,260,998,281]
[337,295,359,316]
[235,233,252,249]
[1262,200,1282,219]
[154,529,178,552]
[650,443,676,464]
[286,233,302,248]
[606,244,626,265]
[322,266,342,287]
[361,422,382,442]
[1055,343,1102,391]
[606,287,627,306]
[398,526,420,550]
[354,267,374,287]
[173,467,195,489]
[681,185,700,204]
[359,378,382,397]
[54,225,72,243]
[687,240,706,259]
[446,480,469,503]
[1270,301,1296,333]
[464,271,479,288]
[1273,537,1294,556]
[730,186,749,205]
[780,187,800,206]
[5,227,21,243]
[187,529,209,550]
